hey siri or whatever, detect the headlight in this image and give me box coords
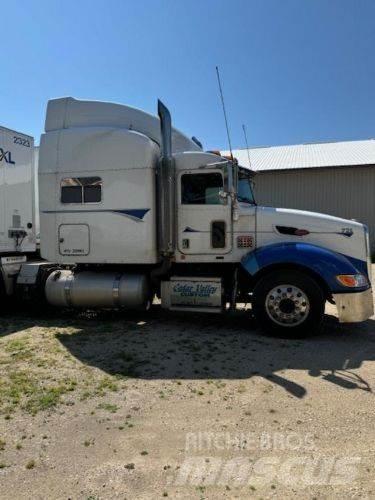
[336,274,368,288]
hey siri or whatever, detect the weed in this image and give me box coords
[24,386,66,415]
[97,403,119,413]
[96,377,118,394]
[5,338,29,353]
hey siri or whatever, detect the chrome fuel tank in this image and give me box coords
[45,270,150,309]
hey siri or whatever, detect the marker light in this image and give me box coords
[276,226,310,236]
[336,274,368,288]
[294,229,310,236]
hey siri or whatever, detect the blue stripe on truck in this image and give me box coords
[42,208,150,222]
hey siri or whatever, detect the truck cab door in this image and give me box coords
[177,168,232,255]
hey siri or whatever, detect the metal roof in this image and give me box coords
[222,139,375,172]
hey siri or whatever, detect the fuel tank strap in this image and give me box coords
[112,274,122,308]
[64,273,74,307]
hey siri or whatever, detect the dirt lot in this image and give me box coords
[0,271,374,500]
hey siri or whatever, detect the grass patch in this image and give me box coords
[0,371,39,413]
[0,369,79,416]
[24,387,66,415]
[0,321,136,415]
[97,402,119,413]
[4,338,29,353]
[96,377,118,395]
[3,338,33,361]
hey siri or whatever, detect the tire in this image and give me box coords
[252,270,325,337]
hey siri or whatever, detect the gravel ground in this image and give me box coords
[0,269,374,499]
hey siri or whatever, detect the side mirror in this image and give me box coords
[219,190,229,205]
[222,167,230,193]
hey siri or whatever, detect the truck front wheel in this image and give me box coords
[252,270,325,337]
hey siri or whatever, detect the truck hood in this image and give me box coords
[256,206,368,263]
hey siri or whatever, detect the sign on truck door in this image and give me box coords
[177,168,232,255]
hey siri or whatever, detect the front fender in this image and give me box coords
[241,242,369,294]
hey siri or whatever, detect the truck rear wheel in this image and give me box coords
[252,270,325,337]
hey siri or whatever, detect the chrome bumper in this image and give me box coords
[333,288,374,323]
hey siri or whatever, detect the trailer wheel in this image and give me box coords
[252,270,325,337]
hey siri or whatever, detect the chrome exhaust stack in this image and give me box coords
[157,100,175,257]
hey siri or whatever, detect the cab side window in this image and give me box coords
[61,177,102,204]
[181,173,223,205]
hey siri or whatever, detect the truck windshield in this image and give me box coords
[237,170,256,204]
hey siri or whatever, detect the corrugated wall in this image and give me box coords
[254,165,375,255]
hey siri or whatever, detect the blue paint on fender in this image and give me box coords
[241,242,369,293]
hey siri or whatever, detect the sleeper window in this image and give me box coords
[181,173,223,205]
[61,177,102,204]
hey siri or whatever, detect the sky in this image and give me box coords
[1,0,375,149]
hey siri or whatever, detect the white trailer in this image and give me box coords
[0,98,373,336]
[0,126,36,296]
[0,126,35,252]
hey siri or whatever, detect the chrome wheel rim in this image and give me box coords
[265,284,310,327]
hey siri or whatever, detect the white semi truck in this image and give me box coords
[0,97,373,335]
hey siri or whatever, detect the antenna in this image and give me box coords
[215,66,234,161]
[242,124,252,170]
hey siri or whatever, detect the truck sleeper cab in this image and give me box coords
[31,97,373,337]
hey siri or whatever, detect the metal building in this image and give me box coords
[227,139,375,254]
